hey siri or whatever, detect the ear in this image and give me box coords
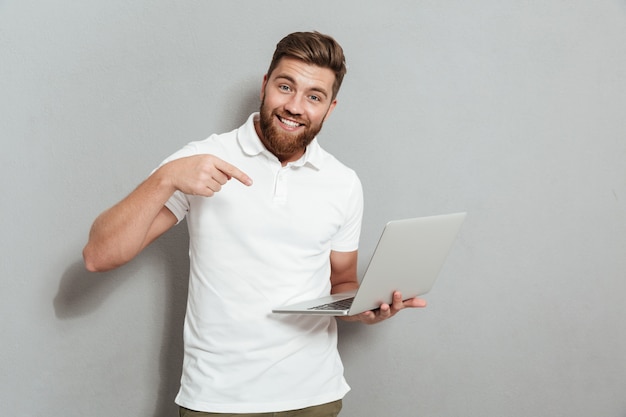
[324,99,338,121]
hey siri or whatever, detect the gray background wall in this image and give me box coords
[2,1,625,416]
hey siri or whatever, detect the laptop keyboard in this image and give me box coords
[308,297,355,311]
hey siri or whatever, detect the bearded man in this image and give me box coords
[83,31,425,417]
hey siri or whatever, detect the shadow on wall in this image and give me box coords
[54,261,139,318]
[53,224,190,417]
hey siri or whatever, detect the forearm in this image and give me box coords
[331,280,359,295]
[83,168,176,271]
[329,249,360,321]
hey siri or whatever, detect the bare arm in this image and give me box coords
[82,170,178,272]
[329,250,359,295]
[83,154,252,272]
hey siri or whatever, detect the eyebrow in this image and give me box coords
[273,74,330,99]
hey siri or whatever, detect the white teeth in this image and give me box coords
[279,117,300,128]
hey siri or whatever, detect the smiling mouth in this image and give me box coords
[278,115,304,129]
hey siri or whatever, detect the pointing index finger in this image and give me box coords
[215,158,253,186]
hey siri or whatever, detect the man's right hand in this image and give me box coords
[161,154,253,197]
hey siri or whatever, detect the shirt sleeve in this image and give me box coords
[330,173,364,252]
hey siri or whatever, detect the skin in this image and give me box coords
[82,57,426,324]
[256,57,337,164]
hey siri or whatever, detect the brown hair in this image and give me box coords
[266,31,347,100]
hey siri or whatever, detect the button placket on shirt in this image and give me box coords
[272,165,290,204]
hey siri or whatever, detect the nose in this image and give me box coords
[284,93,304,116]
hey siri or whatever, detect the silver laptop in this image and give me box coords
[272,212,466,316]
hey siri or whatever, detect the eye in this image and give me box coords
[279,84,292,92]
[309,94,321,102]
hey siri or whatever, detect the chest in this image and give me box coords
[186,164,350,248]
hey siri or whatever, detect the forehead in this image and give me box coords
[268,57,336,93]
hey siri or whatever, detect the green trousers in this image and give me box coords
[179,400,342,417]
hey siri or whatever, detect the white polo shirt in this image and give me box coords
[162,113,363,413]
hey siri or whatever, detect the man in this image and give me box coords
[83,31,426,417]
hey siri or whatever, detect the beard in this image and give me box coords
[258,97,326,162]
